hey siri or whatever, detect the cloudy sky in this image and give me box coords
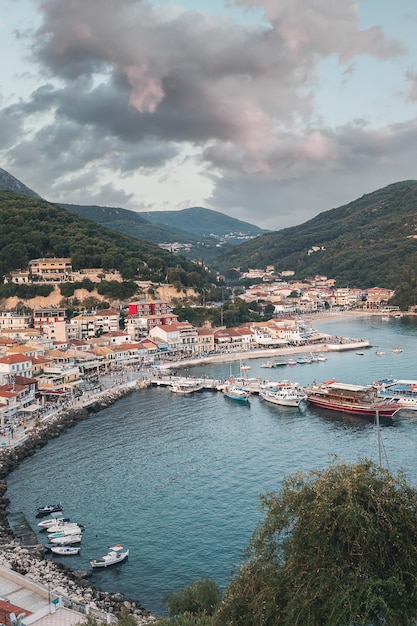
[1,0,417,229]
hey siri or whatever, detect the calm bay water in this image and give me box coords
[6,314,417,615]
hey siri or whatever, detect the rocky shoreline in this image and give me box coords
[0,384,158,624]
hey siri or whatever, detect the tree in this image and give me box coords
[77,608,138,625]
[157,613,214,626]
[165,576,222,617]
[213,460,417,626]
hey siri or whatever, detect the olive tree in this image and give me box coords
[165,576,222,617]
[214,460,417,626]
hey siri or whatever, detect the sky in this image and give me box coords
[1,1,417,230]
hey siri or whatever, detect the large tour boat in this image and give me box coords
[305,380,400,419]
[373,379,417,411]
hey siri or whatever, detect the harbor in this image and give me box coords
[2,313,417,617]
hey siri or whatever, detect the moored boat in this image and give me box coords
[47,523,83,538]
[223,386,250,402]
[374,379,417,411]
[169,381,203,394]
[90,544,129,568]
[50,545,81,556]
[38,516,70,529]
[35,503,63,517]
[49,533,83,545]
[260,381,306,407]
[305,380,399,419]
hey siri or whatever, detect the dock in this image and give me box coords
[8,512,41,549]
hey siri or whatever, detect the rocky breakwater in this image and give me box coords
[0,380,158,624]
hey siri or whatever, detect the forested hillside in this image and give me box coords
[60,203,201,244]
[0,191,211,288]
[141,206,268,239]
[218,180,417,289]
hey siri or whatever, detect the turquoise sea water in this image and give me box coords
[6,315,417,615]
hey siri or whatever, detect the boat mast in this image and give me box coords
[376,409,382,467]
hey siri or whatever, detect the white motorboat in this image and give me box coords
[90,544,129,568]
[50,545,81,556]
[260,381,306,407]
[46,521,82,534]
[169,381,203,394]
[38,516,70,529]
[49,534,83,545]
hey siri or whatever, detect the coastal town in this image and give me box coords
[0,256,401,433]
[0,256,404,625]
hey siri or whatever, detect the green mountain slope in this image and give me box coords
[217,180,417,289]
[59,203,201,244]
[0,191,209,287]
[141,206,268,240]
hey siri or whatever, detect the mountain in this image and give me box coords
[59,203,199,244]
[217,180,417,289]
[0,190,210,288]
[0,167,266,257]
[141,207,268,240]
[0,167,41,198]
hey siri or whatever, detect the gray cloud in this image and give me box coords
[0,0,411,228]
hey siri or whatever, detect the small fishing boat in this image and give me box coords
[36,503,63,517]
[90,544,129,568]
[260,361,276,368]
[223,386,250,402]
[50,545,81,556]
[375,350,385,356]
[392,347,403,353]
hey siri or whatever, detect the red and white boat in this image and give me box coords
[305,380,400,419]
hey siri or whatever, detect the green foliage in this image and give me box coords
[217,180,417,293]
[0,283,54,299]
[165,576,222,617]
[0,190,210,288]
[157,613,214,626]
[97,280,138,301]
[59,282,75,297]
[76,608,138,625]
[214,460,417,626]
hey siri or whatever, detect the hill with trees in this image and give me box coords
[59,203,202,245]
[217,180,417,291]
[0,190,212,290]
[141,206,268,240]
